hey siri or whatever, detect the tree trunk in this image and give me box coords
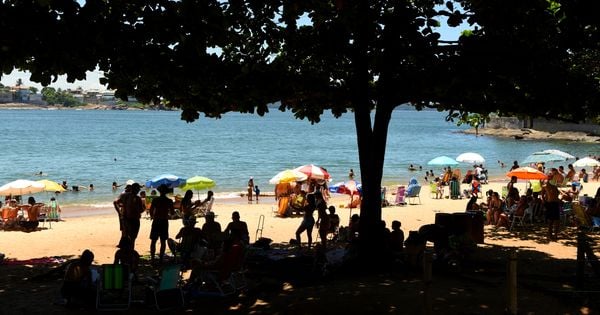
[354,104,393,263]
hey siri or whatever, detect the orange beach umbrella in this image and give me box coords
[506,167,547,180]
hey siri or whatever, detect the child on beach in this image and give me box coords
[254,185,260,203]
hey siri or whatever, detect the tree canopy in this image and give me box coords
[1,0,600,258]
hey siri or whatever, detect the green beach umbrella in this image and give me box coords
[179,176,215,198]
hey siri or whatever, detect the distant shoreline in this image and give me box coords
[463,127,600,143]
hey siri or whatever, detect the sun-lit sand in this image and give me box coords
[1,180,598,263]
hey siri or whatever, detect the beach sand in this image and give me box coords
[2,180,600,314]
[2,180,598,263]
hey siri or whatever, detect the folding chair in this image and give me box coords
[38,205,51,229]
[395,186,406,205]
[510,207,533,231]
[405,186,422,205]
[149,264,185,311]
[96,264,133,311]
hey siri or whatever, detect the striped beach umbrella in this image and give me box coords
[293,164,331,180]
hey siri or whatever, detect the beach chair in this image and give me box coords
[429,182,438,199]
[395,186,406,205]
[148,264,185,311]
[501,186,508,199]
[96,264,133,311]
[449,181,461,199]
[38,204,51,229]
[510,206,533,231]
[405,186,421,205]
[195,243,246,297]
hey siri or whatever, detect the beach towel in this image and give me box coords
[277,196,290,217]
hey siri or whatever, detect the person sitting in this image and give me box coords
[328,206,340,235]
[579,169,589,183]
[462,170,474,184]
[405,177,420,196]
[389,220,404,254]
[195,191,214,216]
[113,237,140,277]
[486,192,503,225]
[224,211,250,245]
[190,231,244,285]
[348,214,360,242]
[170,216,206,267]
[465,196,480,211]
[61,249,96,307]
[202,211,223,255]
[560,183,579,202]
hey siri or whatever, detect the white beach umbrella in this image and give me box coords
[0,179,46,196]
[541,149,576,160]
[573,157,600,168]
[456,152,485,164]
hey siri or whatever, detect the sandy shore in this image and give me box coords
[2,180,598,264]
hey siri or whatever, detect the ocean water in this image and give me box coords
[0,108,597,207]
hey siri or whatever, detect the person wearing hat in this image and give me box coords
[117,183,144,249]
[149,184,175,264]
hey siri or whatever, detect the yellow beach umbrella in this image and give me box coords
[269,169,308,184]
[36,179,66,192]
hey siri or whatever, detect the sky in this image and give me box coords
[1,15,467,91]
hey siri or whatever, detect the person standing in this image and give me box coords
[149,184,175,264]
[295,193,316,249]
[254,185,260,203]
[119,183,144,249]
[247,177,254,204]
[544,169,562,240]
[349,169,355,179]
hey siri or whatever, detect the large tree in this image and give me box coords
[1,0,599,260]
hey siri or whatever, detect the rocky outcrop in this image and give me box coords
[463,127,600,142]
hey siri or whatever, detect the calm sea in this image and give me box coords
[0,108,597,207]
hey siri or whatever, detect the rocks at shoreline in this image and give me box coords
[463,127,600,143]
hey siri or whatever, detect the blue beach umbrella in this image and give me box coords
[145,174,186,189]
[427,156,459,166]
[522,152,566,164]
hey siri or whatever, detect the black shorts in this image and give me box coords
[545,202,560,221]
[124,218,141,241]
[150,219,169,241]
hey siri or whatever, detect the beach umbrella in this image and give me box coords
[456,152,485,164]
[179,176,215,199]
[0,179,46,196]
[541,149,575,160]
[522,152,566,164]
[179,176,215,191]
[427,156,459,166]
[329,179,362,196]
[293,164,331,180]
[35,179,66,192]
[269,169,308,185]
[145,174,186,189]
[506,167,547,180]
[573,157,600,168]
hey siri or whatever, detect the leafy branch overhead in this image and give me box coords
[0,1,598,122]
